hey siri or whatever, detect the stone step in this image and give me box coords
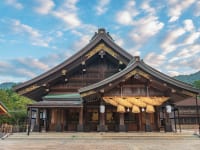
[6,132,199,140]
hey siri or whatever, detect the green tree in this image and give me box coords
[0,89,33,126]
[193,80,200,89]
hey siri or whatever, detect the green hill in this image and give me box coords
[0,82,16,89]
[174,71,200,84]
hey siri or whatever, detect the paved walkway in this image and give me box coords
[0,132,199,150]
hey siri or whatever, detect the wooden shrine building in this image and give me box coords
[14,28,200,132]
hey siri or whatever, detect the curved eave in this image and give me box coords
[0,102,8,115]
[79,60,200,95]
[140,61,199,94]
[13,32,133,92]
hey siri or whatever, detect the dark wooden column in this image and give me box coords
[77,107,84,131]
[138,113,142,131]
[43,109,47,132]
[27,107,32,135]
[119,113,126,131]
[165,106,172,132]
[195,95,200,135]
[35,108,40,132]
[156,107,160,131]
[98,100,107,132]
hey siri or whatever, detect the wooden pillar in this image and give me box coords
[165,106,172,132]
[174,109,177,132]
[77,107,84,131]
[35,108,40,132]
[98,101,107,132]
[177,109,181,132]
[43,109,47,132]
[119,113,126,131]
[119,113,124,125]
[138,113,142,131]
[100,107,105,126]
[195,95,200,135]
[27,107,31,135]
[155,107,159,131]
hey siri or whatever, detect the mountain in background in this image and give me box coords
[0,71,200,89]
[0,82,16,89]
[174,71,200,84]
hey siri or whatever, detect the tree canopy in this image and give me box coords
[0,89,34,125]
[193,80,200,89]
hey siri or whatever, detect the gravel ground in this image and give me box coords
[0,138,200,150]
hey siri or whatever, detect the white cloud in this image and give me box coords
[183,32,200,45]
[0,59,37,80]
[52,11,81,28]
[0,61,11,68]
[116,0,138,25]
[31,37,52,47]
[167,0,196,22]
[168,57,179,63]
[177,44,200,58]
[16,68,37,78]
[129,15,164,44]
[17,58,50,71]
[183,19,195,32]
[72,35,90,51]
[33,0,81,28]
[144,52,166,67]
[70,24,97,37]
[51,0,81,28]
[56,31,63,37]
[34,0,55,15]
[140,0,156,15]
[128,48,141,56]
[116,11,134,25]
[10,19,51,47]
[161,27,186,54]
[167,70,180,77]
[167,44,200,70]
[63,0,79,11]
[185,57,200,70]
[112,34,124,47]
[4,0,23,9]
[95,0,111,15]
[11,19,41,37]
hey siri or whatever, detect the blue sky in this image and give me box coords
[0,0,200,83]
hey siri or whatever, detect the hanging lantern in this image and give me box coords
[166,105,172,113]
[100,105,105,113]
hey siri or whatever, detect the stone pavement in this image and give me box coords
[0,132,199,150]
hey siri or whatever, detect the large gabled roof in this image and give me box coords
[79,57,200,96]
[14,28,133,92]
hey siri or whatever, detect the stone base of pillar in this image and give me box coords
[165,124,172,132]
[145,124,152,132]
[119,125,126,132]
[33,125,40,132]
[77,124,84,132]
[97,125,108,132]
